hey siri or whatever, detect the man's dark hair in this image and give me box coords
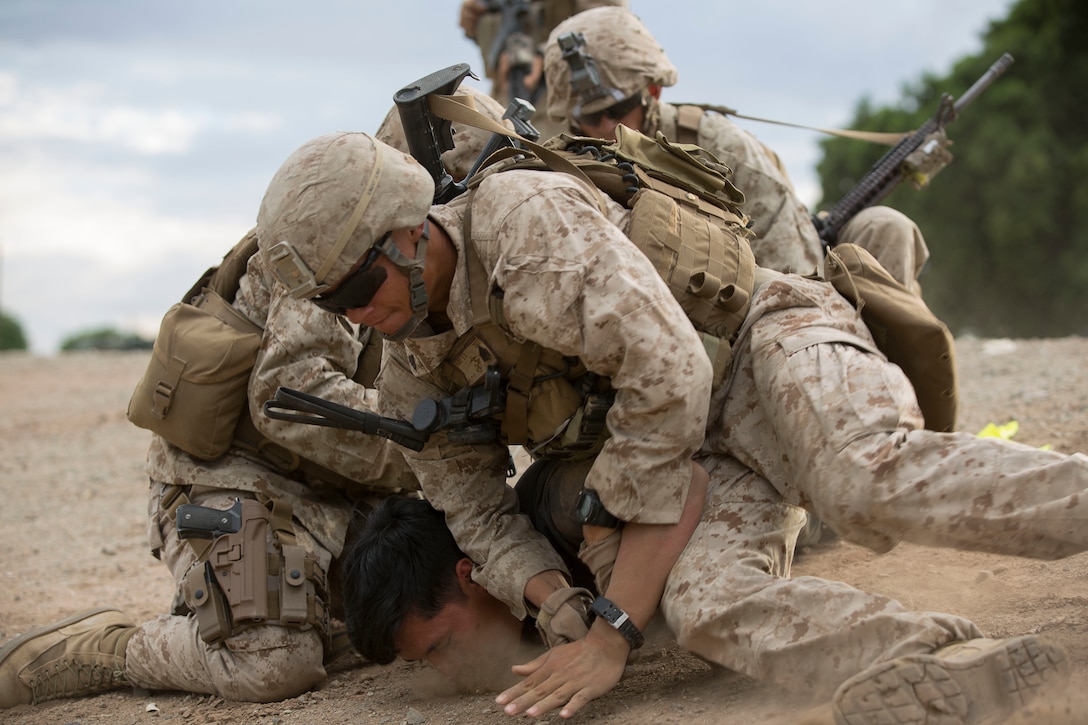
[341,496,466,664]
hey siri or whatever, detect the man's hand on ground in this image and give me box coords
[495,624,629,719]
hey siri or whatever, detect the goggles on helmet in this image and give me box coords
[312,238,389,316]
[573,91,645,128]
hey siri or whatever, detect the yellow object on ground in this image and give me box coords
[976,420,1052,450]
[976,421,1019,440]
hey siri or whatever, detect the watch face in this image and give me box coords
[576,490,596,522]
[576,488,619,527]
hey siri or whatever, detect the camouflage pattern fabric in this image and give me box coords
[126,486,330,701]
[134,234,418,699]
[542,7,929,290]
[660,270,1087,696]
[374,169,712,617]
[837,205,930,296]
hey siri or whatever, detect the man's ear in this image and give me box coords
[411,220,428,243]
[455,557,477,594]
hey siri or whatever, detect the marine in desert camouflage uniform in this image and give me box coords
[252,131,1080,724]
[0,231,420,702]
[458,0,629,140]
[543,6,929,291]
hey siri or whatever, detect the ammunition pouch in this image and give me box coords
[624,187,755,386]
[179,498,331,646]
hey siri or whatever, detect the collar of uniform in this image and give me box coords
[399,326,461,376]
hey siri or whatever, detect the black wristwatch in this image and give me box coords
[589,596,644,650]
[575,488,620,528]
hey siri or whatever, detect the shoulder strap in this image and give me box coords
[675,105,704,145]
[181,228,260,304]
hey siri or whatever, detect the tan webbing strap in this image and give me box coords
[503,342,543,445]
[268,498,296,547]
[428,93,610,215]
[675,105,703,145]
[314,141,386,284]
[460,188,498,328]
[151,355,186,418]
[670,101,909,146]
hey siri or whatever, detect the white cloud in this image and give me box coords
[0,71,202,153]
[0,150,249,269]
[0,70,280,154]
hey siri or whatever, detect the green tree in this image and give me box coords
[60,326,153,352]
[816,0,1088,338]
[0,311,28,351]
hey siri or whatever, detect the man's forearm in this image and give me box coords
[524,569,573,611]
[596,461,708,640]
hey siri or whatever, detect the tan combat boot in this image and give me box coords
[0,607,136,708]
[832,635,1069,725]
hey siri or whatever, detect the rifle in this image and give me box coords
[262,367,506,451]
[484,0,539,105]
[814,52,1014,246]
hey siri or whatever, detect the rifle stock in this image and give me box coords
[815,52,1014,246]
[394,63,477,204]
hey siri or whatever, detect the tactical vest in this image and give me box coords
[430,127,759,459]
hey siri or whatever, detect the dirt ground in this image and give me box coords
[2,335,1087,725]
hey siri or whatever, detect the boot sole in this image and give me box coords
[0,607,124,666]
[833,635,1069,725]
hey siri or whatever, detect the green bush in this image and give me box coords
[0,312,28,351]
[60,327,154,352]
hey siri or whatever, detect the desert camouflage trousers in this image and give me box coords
[124,484,330,701]
[661,275,1088,698]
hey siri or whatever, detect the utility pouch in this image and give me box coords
[625,187,755,385]
[181,561,233,644]
[824,243,958,432]
[127,289,262,460]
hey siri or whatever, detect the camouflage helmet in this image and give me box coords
[257,132,433,299]
[376,84,513,181]
[543,7,678,123]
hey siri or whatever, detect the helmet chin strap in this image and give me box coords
[378,220,431,342]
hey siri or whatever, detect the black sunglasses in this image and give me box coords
[313,242,388,316]
[574,92,645,128]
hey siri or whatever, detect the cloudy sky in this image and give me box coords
[0,0,1014,354]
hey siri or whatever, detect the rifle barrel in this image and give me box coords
[952,53,1015,117]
